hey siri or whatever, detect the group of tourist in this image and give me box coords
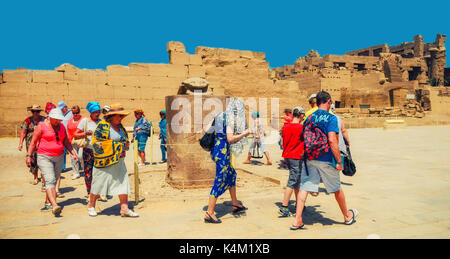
[204,92,357,230]
[19,92,357,229]
[19,101,168,217]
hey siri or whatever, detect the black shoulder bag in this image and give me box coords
[199,118,216,151]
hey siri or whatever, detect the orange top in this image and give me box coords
[67,116,84,142]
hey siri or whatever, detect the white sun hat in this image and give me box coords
[48,108,65,120]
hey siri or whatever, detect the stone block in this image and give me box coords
[2,70,32,83]
[32,71,64,83]
[107,75,140,87]
[106,65,130,76]
[67,82,96,97]
[188,65,206,78]
[253,51,266,60]
[95,84,115,99]
[113,85,137,99]
[63,70,78,81]
[0,82,29,97]
[55,63,78,72]
[140,76,184,92]
[167,64,188,78]
[28,83,48,96]
[167,41,186,53]
[46,82,69,96]
[189,54,203,66]
[147,64,171,77]
[129,63,151,76]
[0,96,31,109]
[1,108,29,123]
[169,52,190,65]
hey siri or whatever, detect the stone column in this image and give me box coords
[165,94,228,189]
[413,35,424,58]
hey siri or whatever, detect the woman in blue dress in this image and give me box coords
[205,98,250,224]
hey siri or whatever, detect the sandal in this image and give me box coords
[121,209,139,218]
[56,192,65,198]
[232,204,248,213]
[290,224,305,230]
[345,208,359,225]
[52,206,62,217]
[204,212,222,224]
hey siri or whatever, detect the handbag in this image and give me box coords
[342,147,356,176]
[72,118,89,148]
[199,119,215,151]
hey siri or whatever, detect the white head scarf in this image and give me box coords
[225,98,248,156]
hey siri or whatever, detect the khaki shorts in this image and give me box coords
[37,154,63,189]
[300,159,341,194]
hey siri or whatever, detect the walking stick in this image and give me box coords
[133,137,140,205]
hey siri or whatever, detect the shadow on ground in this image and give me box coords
[274,201,343,226]
[202,200,247,218]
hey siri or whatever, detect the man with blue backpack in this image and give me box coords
[290,91,358,230]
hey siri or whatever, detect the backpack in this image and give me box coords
[301,116,330,175]
[143,120,152,137]
[199,119,216,151]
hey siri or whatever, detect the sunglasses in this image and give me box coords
[73,112,80,115]
[32,111,41,113]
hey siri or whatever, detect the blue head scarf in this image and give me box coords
[86,102,101,114]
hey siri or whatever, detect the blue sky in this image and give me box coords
[1,0,448,71]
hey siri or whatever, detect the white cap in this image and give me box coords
[102,105,111,112]
[48,108,65,120]
[308,94,317,102]
[293,106,305,114]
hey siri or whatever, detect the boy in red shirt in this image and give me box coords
[279,106,305,217]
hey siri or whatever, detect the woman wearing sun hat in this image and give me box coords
[26,108,79,216]
[19,105,46,185]
[87,103,138,217]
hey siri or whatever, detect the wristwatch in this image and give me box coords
[26,155,32,157]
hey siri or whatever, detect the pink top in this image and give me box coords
[37,122,66,157]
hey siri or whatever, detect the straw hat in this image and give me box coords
[105,103,130,116]
[28,105,44,112]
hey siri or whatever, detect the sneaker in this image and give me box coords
[72,174,80,180]
[279,206,294,217]
[138,163,145,167]
[121,209,139,218]
[40,203,52,211]
[88,207,97,217]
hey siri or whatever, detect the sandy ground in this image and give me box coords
[0,125,449,239]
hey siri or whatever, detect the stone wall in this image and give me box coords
[0,42,306,136]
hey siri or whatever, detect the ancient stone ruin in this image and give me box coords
[0,34,449,138]
[165,77,228,188]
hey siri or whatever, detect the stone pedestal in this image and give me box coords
[165,95,228,189]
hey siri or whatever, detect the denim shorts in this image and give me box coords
[300,159,341,194]
[136,134,148,152]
